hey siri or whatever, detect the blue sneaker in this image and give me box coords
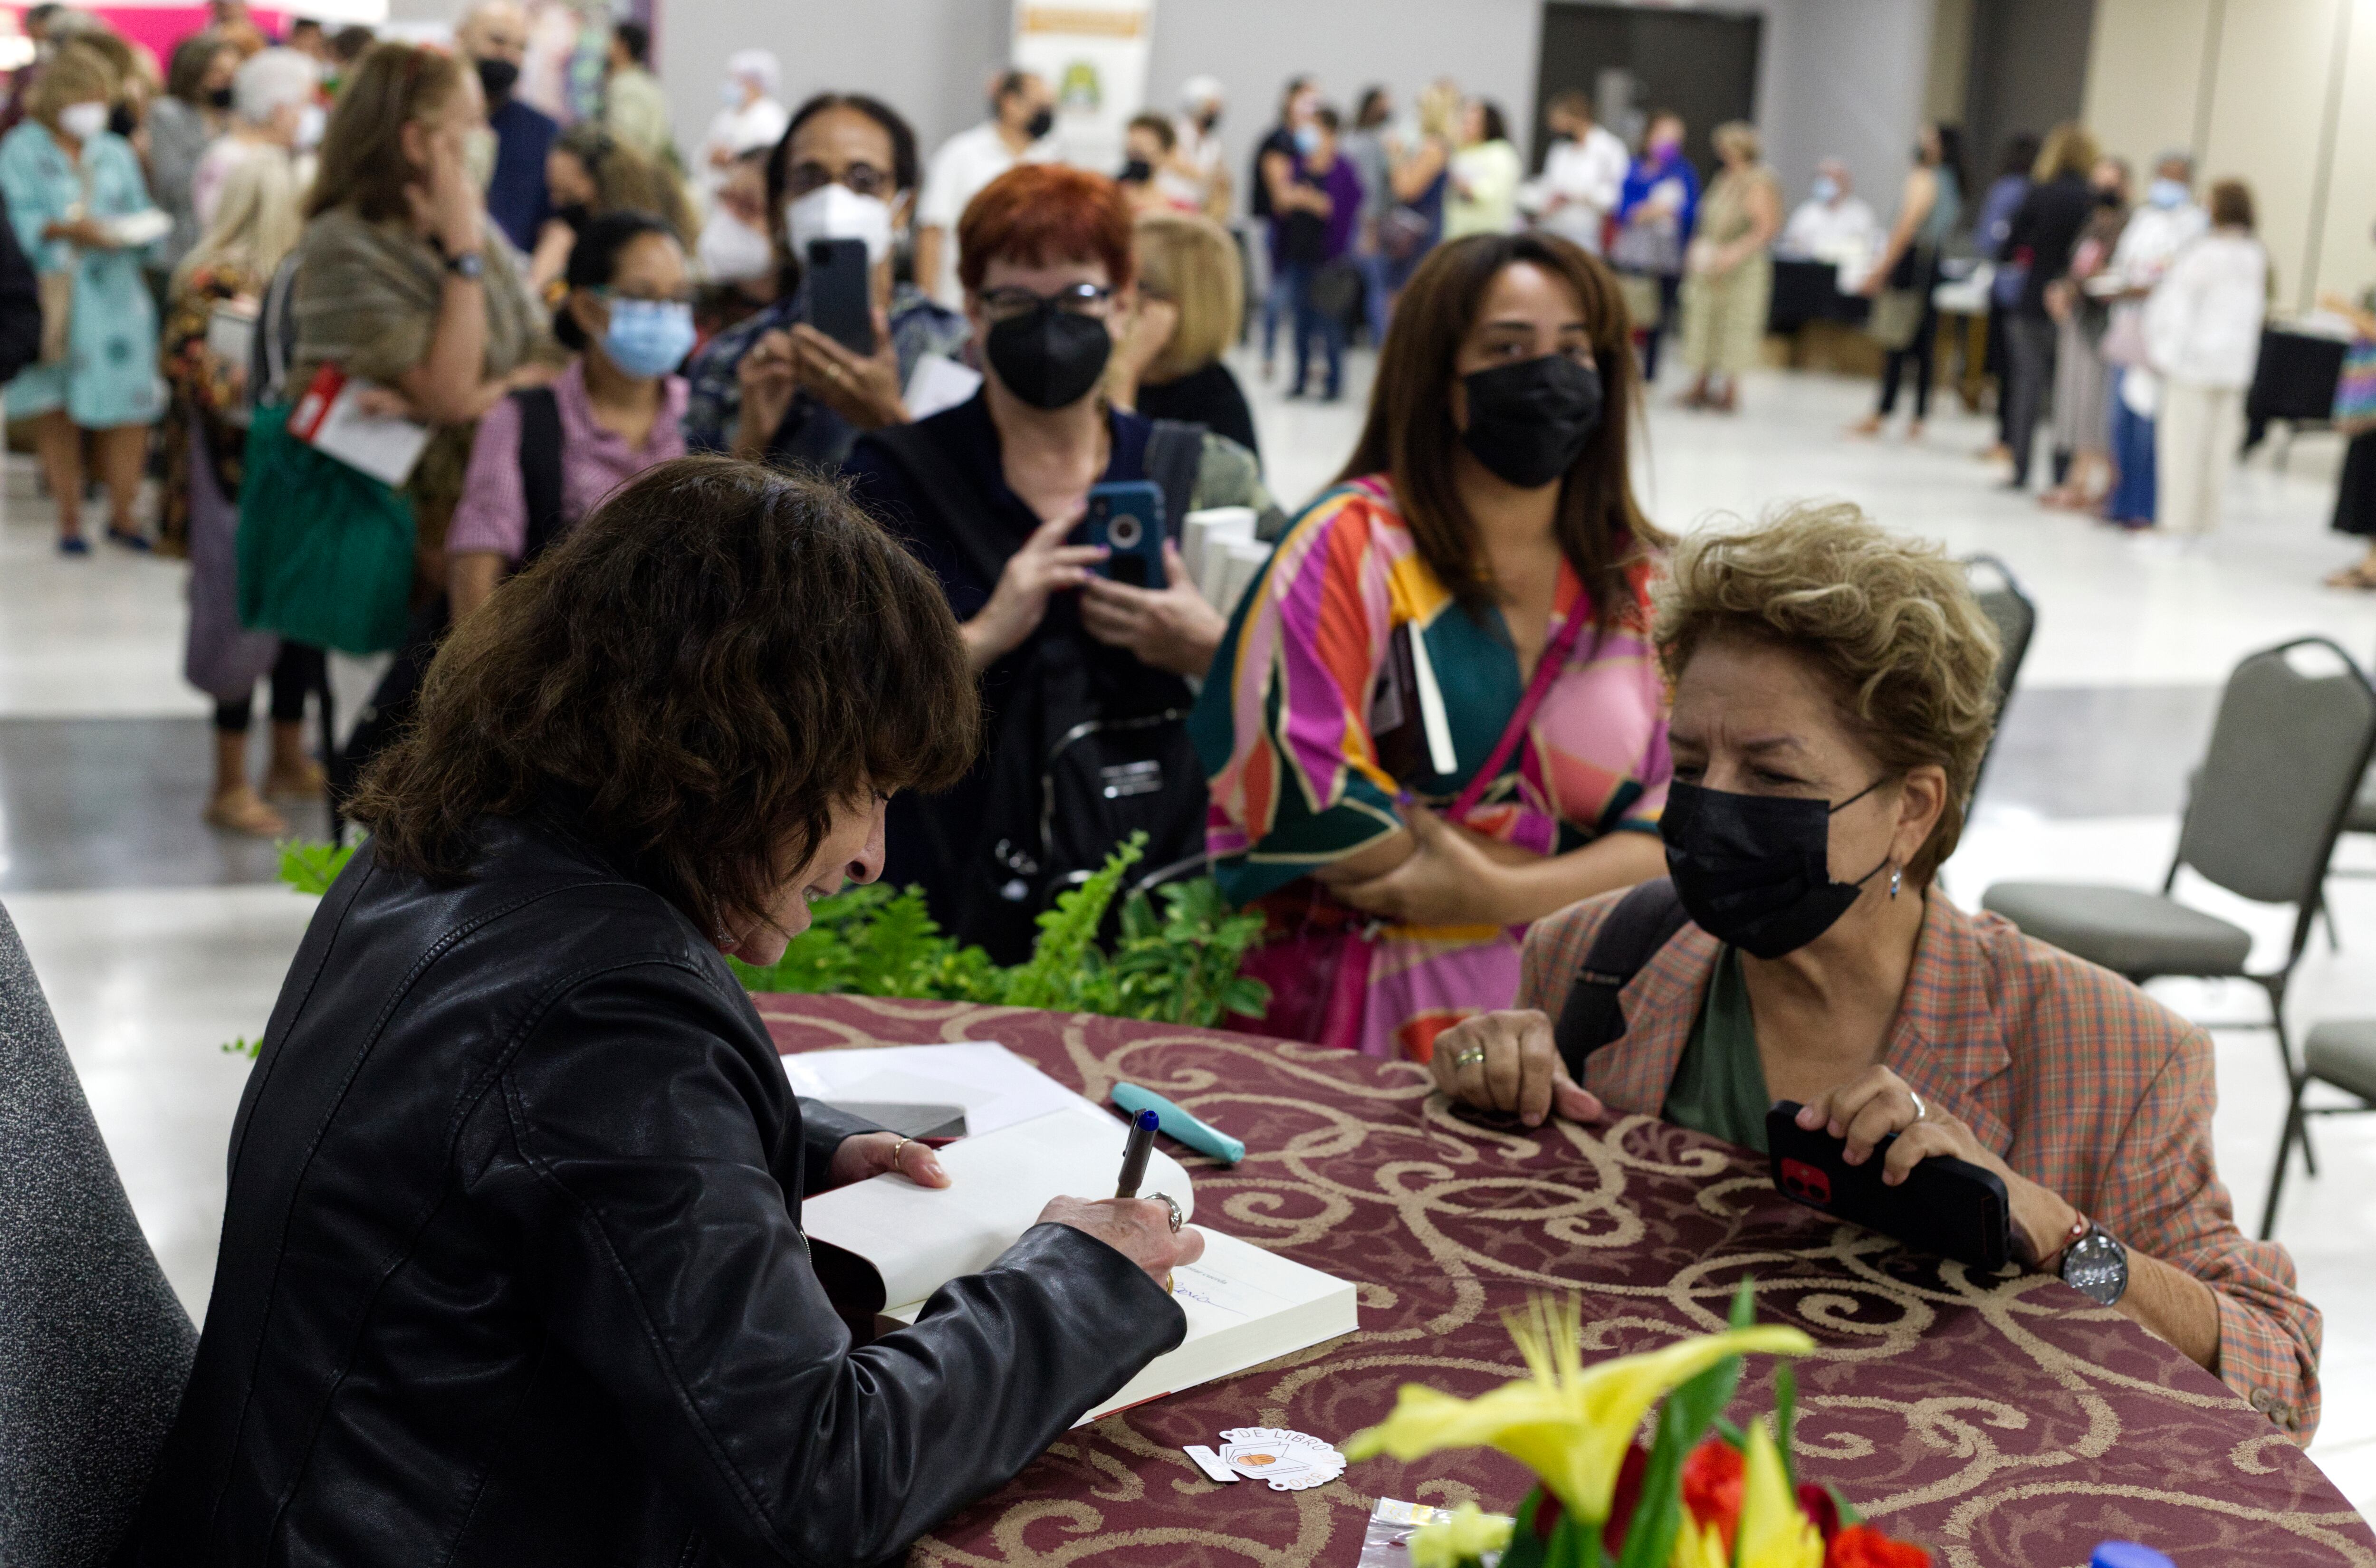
[105,528,152,553]
[58,535,89,556]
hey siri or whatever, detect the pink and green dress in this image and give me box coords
[1190,477,1672,1062]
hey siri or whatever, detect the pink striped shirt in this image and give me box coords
[447,359,689,564]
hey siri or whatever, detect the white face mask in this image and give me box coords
[57,101,109,140]
[295,103,326,151]
[784,184,894,268]
[698,209,776,283]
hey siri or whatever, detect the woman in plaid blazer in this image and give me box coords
[1429,504,2319,1440]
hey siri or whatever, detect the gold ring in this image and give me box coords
[889,1136,912,1170]
[1452,1047,1487,1069]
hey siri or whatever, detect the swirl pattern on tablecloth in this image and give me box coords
[758,995,2372,1568]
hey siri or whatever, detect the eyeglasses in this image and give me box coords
[978,282,1113,322]
[784,161,893,200]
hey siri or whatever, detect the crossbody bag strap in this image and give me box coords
[1444,595,1592,823]
[1551,877,1688,1080]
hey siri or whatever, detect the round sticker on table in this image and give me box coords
[1217,1427,1347,1491]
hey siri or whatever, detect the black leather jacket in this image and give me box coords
[125,816,1184,1567]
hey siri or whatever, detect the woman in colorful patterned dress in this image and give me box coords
[1194,232,1673,1061]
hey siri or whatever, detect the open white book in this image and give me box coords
[802,1107,1358,1425]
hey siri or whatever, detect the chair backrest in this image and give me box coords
[0,900,195,1567]
[2178,639,2376,908]
[1962,554,2036,797]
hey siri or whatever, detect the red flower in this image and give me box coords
[1680,1437,1745,1551]
[1530,1487,1565,1543]
[1606,1442,1651,1549]
[1797,1482,1842,1541]
[1827,1523,1933,1568]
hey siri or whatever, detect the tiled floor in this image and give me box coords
[4,351,2372,1514]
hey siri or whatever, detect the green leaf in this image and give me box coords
[1775,1362,1797,1489]
[1727,1277,1757,1330]
[1828,1484,1862,1527]
[1500,1491,1551,1568]
[276,837,358,897]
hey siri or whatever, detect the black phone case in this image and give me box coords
[805,238,875,355]
[1765,1101,2013,1272]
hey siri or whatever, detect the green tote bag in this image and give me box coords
[235,400,417,656]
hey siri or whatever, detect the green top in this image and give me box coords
[1663,945,1774,1153]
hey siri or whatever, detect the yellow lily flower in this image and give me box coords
[1733,1422,1824,1568]
[1344,1297,1814,1523]
[1670,1512,1730,1568]
[1408,1501,1515,1568]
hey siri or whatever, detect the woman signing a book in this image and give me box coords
[123,458,1205,1568]
[1194,232,1673,1061]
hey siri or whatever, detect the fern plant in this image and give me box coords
[234,833,1272,1049]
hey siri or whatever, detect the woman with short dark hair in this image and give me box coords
[125,458,1204,1566]
[1197,231,1673,1058]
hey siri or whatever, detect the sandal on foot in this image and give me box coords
[205,792,288,837]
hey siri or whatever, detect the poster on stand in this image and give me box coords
[1010,0,1153,175]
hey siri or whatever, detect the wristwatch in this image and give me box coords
[2059,1223,2129,1305]
[443,248,485,281]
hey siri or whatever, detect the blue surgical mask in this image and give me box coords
[1293,124,1320,157]
[600,297,695,379]
[2147,178,2188,210]
[1811,175,1840,203]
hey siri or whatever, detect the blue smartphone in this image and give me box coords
[1084,481,1166,588]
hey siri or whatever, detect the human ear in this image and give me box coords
[1892,765,1950,873]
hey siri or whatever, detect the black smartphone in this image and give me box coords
[1084,481,1167,587]
[1766,1101,2013,1272]
[805,238,875,355]
[816,1100,967,1140]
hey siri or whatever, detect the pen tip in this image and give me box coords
[1135,1109,1161,1131]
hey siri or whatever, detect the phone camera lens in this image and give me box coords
[1110,516,1142,549]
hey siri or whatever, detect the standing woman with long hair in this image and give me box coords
[1850,122,1963,440]
[167,153,319,836]
[1676,119,1780,413]
[1196,232,1673,1061]
[1998,122,2099,490]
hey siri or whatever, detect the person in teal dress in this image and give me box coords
[0,39,168,554]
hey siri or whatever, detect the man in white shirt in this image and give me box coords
[699,51,789,200]
[1520,90,1628,254]
[914,69,1057,307]
[1171,75,1232,224]
[1778,159,1879,268]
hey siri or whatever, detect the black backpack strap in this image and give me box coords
[1144,419,1207,542]
[512,386,566,566]
[865,421,1014,590]
[1551,877,1690,1082]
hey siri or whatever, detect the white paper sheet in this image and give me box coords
[781,1041,1100,1137]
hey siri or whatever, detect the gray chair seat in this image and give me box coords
[1981,881,2253,978]
[2305,1020,2376,1102]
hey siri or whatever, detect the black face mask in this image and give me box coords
[986,302,1111,409]
[1458,354,1603,489]
[1024,106,1055,141]
[476,57,519,102]
[1197,108,1221,134]
[1659,779,1894,960]
[1119,157,1153,184]
[556,201,591,236]
[108,102,136,136]
[208,86,234,111]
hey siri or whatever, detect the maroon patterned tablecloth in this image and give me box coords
[759,995,2374,1568]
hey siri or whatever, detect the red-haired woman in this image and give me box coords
[844,163,1279,956]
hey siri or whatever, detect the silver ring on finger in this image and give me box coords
[1149,1191,1183,1233]
[1451,1046,1487,1070]
[1908,1091,1925,1123]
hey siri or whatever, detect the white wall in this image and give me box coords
[2083,0,2376,311]
[1754,0,1939,217]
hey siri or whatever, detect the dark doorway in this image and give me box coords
[1959,0,2097,196]
[1531,2,1763,178]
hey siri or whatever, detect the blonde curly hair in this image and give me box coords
[1652,504,2002,881]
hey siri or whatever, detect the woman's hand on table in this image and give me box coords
[1038,1195,1206,1287]
[827,1130,950,1189]
[788,312,907,430]
[1428,1007,1605,1128]
[963,509,1106,671]
[1080,541,1226,676]
[1795,1065,2081,1269]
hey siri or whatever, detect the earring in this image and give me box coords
[1888,865,1902,900]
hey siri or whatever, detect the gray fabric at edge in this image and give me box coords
[0,899,196,1566]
